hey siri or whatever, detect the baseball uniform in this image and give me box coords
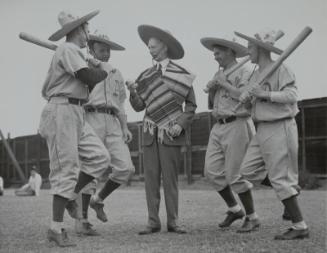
[39,42,110,199]
[234,63,300,200]
[205,64,255,193]
[81,62,135,195]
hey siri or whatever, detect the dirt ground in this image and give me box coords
[0,181,326,253]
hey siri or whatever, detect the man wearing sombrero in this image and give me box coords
[200,36,256,229]
[127,25,197,235]
[39,10,113,247]
[232,29,309,239]
[75,31,135,236]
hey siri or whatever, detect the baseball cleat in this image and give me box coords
[274,227,309,240]
[75,220,100,236]
[236,217,260,233]
[90,198,108,222]
[47,229,76,247]
[219,210,245,228]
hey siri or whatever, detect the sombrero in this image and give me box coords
[49,10,100,41]
[200,37,248,57]
[88,32,125,50]
[234,29,283,55]
[138,24,184,60]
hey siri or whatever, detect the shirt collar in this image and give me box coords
[157,58,170,69]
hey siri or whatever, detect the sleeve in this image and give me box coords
[176,86,197,130]
[270,86,298,104]
[116,70,127,115]
[269,65,298,104]
[129,71,147,112]
[117,70,127,104]
[60,45,88,76]
[75,68,108,89]
[236,65,253,88]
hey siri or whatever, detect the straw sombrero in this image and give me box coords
[88,33,125,50]
[138,25,184,60]
[234,29,283,55]
[200,37,248,58]
[49,10,100,41]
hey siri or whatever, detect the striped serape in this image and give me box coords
[136,61,195,142]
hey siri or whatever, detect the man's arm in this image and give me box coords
[176,87,197,130]
[129,87,146,112]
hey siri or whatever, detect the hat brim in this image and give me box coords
[200,37,248,58]
[234,31,283,55]
[138,25,184,60]
[49,10,100,41]
[88,35,125,50]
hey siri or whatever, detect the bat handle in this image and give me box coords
[232,102,243,113]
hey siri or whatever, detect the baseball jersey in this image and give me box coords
[41,42,88,100]
[212,64,252,119]
[85,62,126,114]
[251,63,299,121]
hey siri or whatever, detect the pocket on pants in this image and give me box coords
[38,104,55,138]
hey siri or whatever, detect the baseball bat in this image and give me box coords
[203,30,285,93]
[232,26,313,112]
[19,32,57,51]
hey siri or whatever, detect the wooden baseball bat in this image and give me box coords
[19,32,57,51]
[232,26,313,112]
[204,30,285,93]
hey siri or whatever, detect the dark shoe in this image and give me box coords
[167,226,187,234]
[219,210,245,228]
[90,199,108,222]
[75,220,100,236]
[138,227,161,235]
[282,208,292,221]
[47,229,76,247]
[274,228,309,240]
[237,217,260,233]
[65,200,79,219]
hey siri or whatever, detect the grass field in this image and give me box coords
[0,182,326,253]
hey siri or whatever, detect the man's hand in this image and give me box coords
[125,80,138,95]
[215,72,228,86]
[123,128,133,143]
[249,86,270,99]
[239,90,252,103]
[169,124,183,137]
[87,58,101,67]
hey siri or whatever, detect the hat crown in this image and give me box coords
[254,29,281,45]
[92,30,110,41]
[58,11,79,27]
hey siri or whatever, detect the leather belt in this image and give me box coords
[84,107,115,115]
[218,116,237,124]
[67,97,87,106]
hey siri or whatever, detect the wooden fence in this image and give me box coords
[0,97,326,185]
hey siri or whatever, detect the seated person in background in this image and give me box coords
[0,176,4,196]
[15,166,42,196]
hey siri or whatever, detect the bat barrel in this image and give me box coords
[19,32,57,51]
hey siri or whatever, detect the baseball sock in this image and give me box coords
[52,195,68,233]
[82,193,91,220]
[218,185,238,209]
[74,172,95,194]
[97,179,121,201]
[282,195,304,223]
[229,205,242,213]
[238,190,255,216]
[292,221,308,230]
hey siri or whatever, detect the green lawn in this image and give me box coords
[0,184,326,253]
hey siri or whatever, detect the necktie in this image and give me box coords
[157,63,163,76]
